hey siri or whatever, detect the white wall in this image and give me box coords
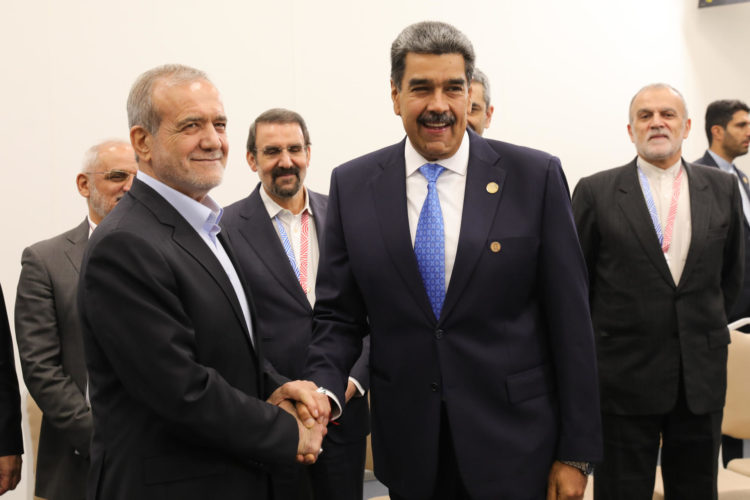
[2,0,750,497]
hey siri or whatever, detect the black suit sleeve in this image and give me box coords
[80,230,297,463]
[0,284,23,456]
[722,178,744,313]
[571,178,599,294]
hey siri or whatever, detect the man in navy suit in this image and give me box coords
[694,99,750,469]
[306,21,602,500]
[223,109,370,500]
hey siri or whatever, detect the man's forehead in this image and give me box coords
[257,122,305,143]
[631,88,685,114]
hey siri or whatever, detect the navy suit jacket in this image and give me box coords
[222,185,370,445]
[694,150,750,322]
[78,179,298,500]
[307,130,602,500]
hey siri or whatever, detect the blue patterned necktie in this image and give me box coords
[415,163,446,318]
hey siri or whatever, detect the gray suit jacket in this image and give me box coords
[15,218,92,500]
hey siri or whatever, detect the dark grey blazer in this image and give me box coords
[573,159,744,415]
[15,218,91,500]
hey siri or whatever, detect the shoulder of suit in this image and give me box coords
[333,142,404,175]
[24,218,88,256]
[577,161,636,187]
[688,161,736,186]
[480,137,557,164]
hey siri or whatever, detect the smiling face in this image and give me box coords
[391,52,471,161]
[132,78,228,200]
[628,86,691,169]
[248,121,310,211]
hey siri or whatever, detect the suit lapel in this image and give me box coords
[372,140,436,322]
[441,133,505,320]
[235,187,310,310]
[64,218,90,273]
[130,180,255,350]
[616,160,675,288]
[679,162,711,288]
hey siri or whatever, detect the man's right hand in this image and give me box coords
[277,399,327,464]
[0,455,22,495]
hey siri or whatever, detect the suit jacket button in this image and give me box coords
[435,329,444,339]
[490,241,501,253]
[431,382,439,391]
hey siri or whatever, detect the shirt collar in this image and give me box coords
[707,149,735,173]
[404,130,470,177]
[259,185,312,220]
[637,156,683,178]
[137,171,223,241]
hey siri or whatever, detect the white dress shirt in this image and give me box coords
[259,186,319,307]
[636,157,691,285]
[405,131,470,289]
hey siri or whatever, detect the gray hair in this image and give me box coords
[390,21,475,91]
[247,108,311,153]
[629,83,689,124]
[127,64,209,135]
[81,139,132,173]
[472,68,491,109]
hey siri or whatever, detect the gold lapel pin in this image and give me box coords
[490,241,501,253]
[486,182,499,194]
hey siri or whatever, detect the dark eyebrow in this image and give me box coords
[446,78,466,86]
[408,78,431,88]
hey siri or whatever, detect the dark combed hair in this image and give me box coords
[705,99,750,145]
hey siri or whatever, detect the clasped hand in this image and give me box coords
[268,380,331,464]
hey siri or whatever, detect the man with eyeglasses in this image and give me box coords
[223,108,370,500]
[14,139,136,500]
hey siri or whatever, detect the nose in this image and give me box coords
[427,89,450,112]
[278,149,294,167]
[200,125,222,150]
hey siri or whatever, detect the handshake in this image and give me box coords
[268,380,332,464]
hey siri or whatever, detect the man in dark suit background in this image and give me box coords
[78,64,328,500]
[14,139,136,500]
[0,284,23,496]
[572,84,744,500]
[306,21,601,500]
[467,68,494,137]
[223,108,370,500]
[693,99,750,468]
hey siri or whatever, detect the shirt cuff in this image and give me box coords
[318,387,342,420]
[348,376,365,397]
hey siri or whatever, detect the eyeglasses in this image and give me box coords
[256,145,308,158]
[86,170,135,182]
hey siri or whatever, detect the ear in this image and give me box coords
[711,124,724,143]
[627,123,635,144]
[130,126,152,164]
[76,173,91,199]
[683,118,692,139]
[391,79,401,116]
[246,151,259,172]
[485,105,495,129]
[305,145,312,166]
